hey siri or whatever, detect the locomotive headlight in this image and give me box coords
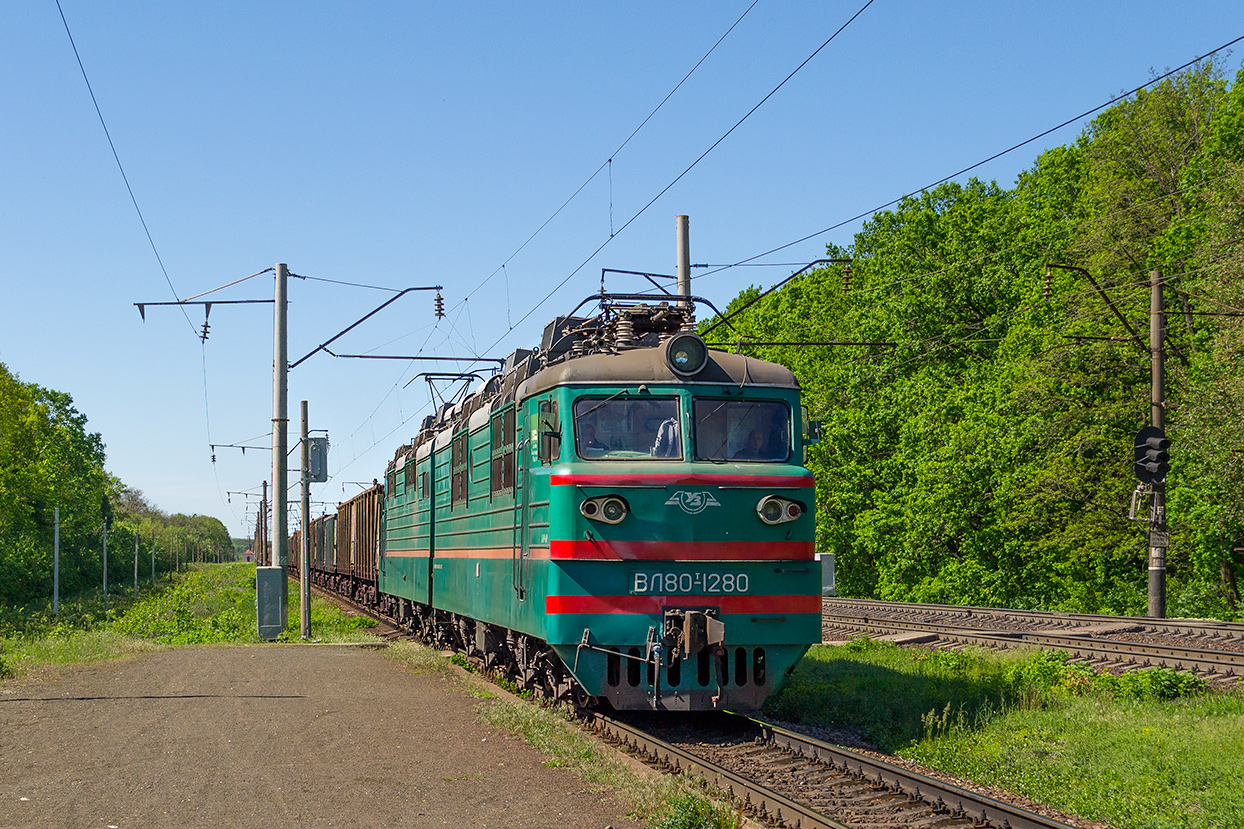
[581,495,629,525]
[757,495,801,525]
[601,496,628,524]
[666,332,709,377]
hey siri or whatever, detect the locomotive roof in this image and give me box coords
[517,345,800,398]
[387,301,802,473]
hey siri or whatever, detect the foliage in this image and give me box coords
[0,359,237,605]
[771,642,1241,829]
[481,698,739,829]
[768,641,1209,750]
[0,362,110,603]
[107,563,374,644]
[645,793,736,829]
[710,60,1244,616]
[1005,648,1208,702]
[1,564,377,679]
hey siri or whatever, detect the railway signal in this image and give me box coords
[1133,425,1170,483]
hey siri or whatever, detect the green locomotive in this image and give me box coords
[358,296,822,711]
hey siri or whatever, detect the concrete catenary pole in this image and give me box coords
[53,506,60,616]
[1149,269,1167,618]
[102,524,108,613]
[273,264,290,627]
[151,535,155,587]
[300,400,311,639]
[134,531,138,597]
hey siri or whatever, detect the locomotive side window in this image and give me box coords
[573,395,681,460]
[451,431,468,507]
[693,399,790,462]
[489,406,516,496]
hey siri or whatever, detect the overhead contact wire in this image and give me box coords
[485,0,877,353]
[459,0,763,307]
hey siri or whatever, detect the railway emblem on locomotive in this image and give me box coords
[664,490,721,515]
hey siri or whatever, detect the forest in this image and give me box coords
[706,60,1244,619]
[0,361,233,606]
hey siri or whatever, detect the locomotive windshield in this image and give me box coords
[694,399,791,462]
[574,395,681,459]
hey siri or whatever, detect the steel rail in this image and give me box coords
[821,616,1244,678]
[583,710,853,829]
[751,719,1079,829]
[823,597,1244,640]
[584,710,1079,829]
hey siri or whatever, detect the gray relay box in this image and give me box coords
[256,566,287,639]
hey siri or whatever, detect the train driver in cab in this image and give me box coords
[580,422,610,456]
[733,428,769,460]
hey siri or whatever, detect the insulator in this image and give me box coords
[200,321,211,341]
[615,315,635,348]
[434,292,445,318]
[843,264,852,292]
[211,453,217,463]
[1043,270,1052,300]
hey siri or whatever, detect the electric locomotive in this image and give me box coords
[306,296,822,711]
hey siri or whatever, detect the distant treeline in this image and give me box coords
[709,60,1244,618]
[0,361,233,605]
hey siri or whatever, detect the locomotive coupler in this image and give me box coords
[662,609,724,660]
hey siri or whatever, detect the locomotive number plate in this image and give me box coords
[631,572,751,595]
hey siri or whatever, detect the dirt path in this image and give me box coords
[0,644,640,828]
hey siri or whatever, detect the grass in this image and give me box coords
[109,562,377,644]
[766,638,1244,829]
[0,563,378,679]
[482,697,741,829]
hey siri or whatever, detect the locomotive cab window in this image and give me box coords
[694,399,791,462]
[573,395,681,460]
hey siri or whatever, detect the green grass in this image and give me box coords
[767,639,1244,829]
[108,563,376,644]
[1,563,378,678]
[482,698,740,829]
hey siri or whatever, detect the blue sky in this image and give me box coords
[2,2,1240,538]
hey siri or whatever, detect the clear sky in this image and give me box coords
[2,2,1240,538]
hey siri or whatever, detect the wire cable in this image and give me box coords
[288,273,403,292]
[693,33,1244,282]
[55,0,197,340]
[458,0,764,308]
[481,0,877,355]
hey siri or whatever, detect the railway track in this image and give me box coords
[585,711,1080,829]
[312,583,1083,829]
[823,597,1244,683]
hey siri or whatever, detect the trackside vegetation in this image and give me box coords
[0,360,236,607]
[768,639,1244,829]
[711,59,1244,618]
[0,563,376,678]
